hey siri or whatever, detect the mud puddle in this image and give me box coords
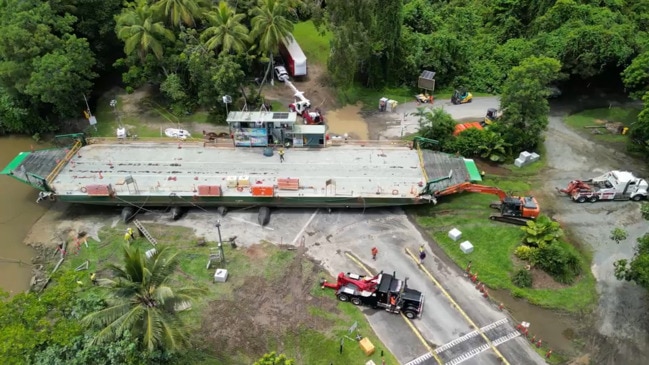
[326,104,369,140]
[493,289,582,354]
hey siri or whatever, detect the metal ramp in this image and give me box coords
[133,219,157,246]
[405,319,521,365]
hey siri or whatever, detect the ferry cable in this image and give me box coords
[113,194,156,215]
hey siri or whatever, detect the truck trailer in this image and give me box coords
[279,35,307,77]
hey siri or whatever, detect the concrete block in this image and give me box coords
[460,241,474,254]
[448,228,462,241]
[529,152,540,162]
[145,248,157,259]
[514,157,527,167]
[214,268,229,283]
[365,361,377,365]
[519,151,532,161]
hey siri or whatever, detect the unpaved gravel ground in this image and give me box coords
[540,105,649,365]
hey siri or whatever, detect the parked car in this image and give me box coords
[274,65,289,82]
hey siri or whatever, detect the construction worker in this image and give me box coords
[90,272,97,285]
[124,227,134,244]
[389,295,397,313]
[419,249,427,265]
[371,247,378,260]
[419,244,425,253]
[278,147,285,163]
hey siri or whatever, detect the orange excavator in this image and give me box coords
[434,182,540,225]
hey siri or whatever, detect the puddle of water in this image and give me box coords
[0,136,51,294]
[492,288,581,354]
[326,104,369,140]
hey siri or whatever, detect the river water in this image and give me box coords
[0,136,51,294]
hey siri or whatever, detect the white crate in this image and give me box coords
[448,228,462,241]
[514,157,527,167]
[529,152,540,162]
[365,361,377,365]
[214,268,229,283]
[237,175,250,187]
[460,241,474,254]
[519,151,532,161]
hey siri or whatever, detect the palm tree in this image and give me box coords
[249,0,294,91]
[152,0,205,28]
[116,3,175,62]
[249,0,293,56]
[201,2,249,55]
[83,246,204,352]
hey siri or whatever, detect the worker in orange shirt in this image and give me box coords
[371,246,378,260]
[389,295,397,312]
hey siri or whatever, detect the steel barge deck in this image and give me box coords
[1,136,482,209]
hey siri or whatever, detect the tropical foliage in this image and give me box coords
[615,233,649,290]
[83,246,204,353]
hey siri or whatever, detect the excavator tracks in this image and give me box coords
[489,214,529,226]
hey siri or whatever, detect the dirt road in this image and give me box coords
[540,107,649,365]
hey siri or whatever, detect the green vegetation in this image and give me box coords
[615,233,649,290]
[292,21,331,65]
[610,228,629,245]
[411,178,597,312]
[564,107,642,144]
[1,224,398,364]
[512,269,533,288]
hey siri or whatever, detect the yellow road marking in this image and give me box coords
[344,252,442,365]
[405,248,511,365]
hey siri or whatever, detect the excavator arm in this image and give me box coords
[433,182,508,200]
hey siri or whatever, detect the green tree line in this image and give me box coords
[1,0,649,151]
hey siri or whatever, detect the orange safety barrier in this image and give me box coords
[197,185,222,196]
[277,178,299,191]
[251,186,274,197]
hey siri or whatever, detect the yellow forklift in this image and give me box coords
[451,89,473,105]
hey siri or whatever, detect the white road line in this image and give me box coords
[291,209,319,244]
[406,319,514,365]
[434,318,509,354]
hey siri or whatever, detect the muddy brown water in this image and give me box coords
[326,104,370,140]
[0,136,51,294]
[491,289,582,354]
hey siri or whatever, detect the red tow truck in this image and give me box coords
[321,271,424,319]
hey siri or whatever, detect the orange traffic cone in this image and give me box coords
[545,349,552,359]
[498,303,504,311]
[536,339,542,348]
[98,171,103,179]
[483,289,489,298]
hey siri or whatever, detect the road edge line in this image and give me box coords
[344,251,442,365]
[404,247,511,365]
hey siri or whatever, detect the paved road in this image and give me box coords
[157,207,545,365]
[376,97,500,139]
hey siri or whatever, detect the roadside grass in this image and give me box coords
[59,225,397,365]
[410,177,597,312]
[292,21,331,65]
[564,107,640,144]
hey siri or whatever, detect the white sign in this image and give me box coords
[88,116,97,125]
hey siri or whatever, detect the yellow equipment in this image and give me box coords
[451,89,472,105]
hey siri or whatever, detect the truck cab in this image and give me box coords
[335,272,424,319]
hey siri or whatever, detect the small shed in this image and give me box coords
[418,70,436,92]
[290,124,326,147]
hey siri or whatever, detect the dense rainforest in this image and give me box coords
[1,0,649,153]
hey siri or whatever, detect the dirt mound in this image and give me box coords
[200,247,339,359]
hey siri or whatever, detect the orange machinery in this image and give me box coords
[434,182,540,225]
